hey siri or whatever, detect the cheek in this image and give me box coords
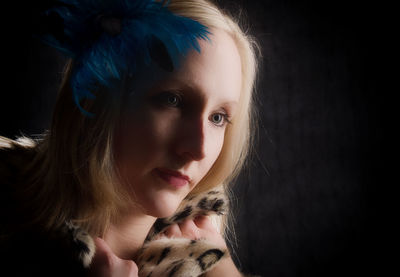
[114,113,159,171]
[114,110,177,170]
[202,129,225,173]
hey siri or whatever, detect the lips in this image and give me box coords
[155,168,190,188]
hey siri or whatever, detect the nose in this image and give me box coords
[174,116,207,162]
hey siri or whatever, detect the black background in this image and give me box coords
[1,1,386,276]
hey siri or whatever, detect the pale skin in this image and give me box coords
[88,29,243,276]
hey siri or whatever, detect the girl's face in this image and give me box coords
[114,30,242,218]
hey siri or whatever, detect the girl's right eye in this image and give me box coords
[153,91,182,107]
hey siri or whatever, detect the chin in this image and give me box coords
[142,191,183,218]
[146,203,179,218]
[147,208,176,219]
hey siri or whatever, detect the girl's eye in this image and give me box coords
[165,94,180,107]
[154,91,182,107]
[210,112,231,127]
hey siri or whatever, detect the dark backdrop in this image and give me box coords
[1,1,385,276]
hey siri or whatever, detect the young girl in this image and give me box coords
[0,0,259,276]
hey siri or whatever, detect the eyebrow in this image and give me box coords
[158,77,239,105]
[162,78,198,94]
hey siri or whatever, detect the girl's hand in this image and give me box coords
[87,237,138,277]
[158,215,242,276]
[159,215,227,249]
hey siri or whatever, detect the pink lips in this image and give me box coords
[155,168,190,188]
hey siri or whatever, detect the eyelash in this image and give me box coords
[154,91,183,108]
[209,112,232,127]
[154,91,232,127]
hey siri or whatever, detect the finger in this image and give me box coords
[94,237,112,253]
[178,219,201,240]
[178,219,201,239]
[164,223,182,238]
[128,261,139,276]
[88,238,116,276]
[91,238,139,277]
[194,215,214,230]
[116,259,138,277]
[92,237,115,265]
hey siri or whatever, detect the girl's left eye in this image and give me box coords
[210,112,231,127]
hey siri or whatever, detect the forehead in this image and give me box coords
[174,29,242,102]
[127,29,242,103]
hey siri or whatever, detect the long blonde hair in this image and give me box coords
[19,0,260,237]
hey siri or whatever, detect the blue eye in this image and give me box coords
[210,112,231,127]
[211,113,223,124]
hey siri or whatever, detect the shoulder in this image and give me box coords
[0,136,39,240]
[0,135,38,159]
[0,137,87,276]
[0,135,38,179]
[0,136,38,217]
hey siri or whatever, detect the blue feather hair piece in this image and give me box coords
[40,0,210,116]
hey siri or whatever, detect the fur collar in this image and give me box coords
[61,186,229,276]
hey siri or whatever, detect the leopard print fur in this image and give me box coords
[136,186,228,276]
[137,238,226,277]
[146,186,228,241]
[62,221,96,268]
[63,186,229,276]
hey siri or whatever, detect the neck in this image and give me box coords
[103,207,157,261]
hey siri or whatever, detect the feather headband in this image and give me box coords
[38,0,211,116]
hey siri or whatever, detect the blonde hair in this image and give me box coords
[20,0,260,237]
[168,0,260,194]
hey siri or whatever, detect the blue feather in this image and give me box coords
[39,0,211,116]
